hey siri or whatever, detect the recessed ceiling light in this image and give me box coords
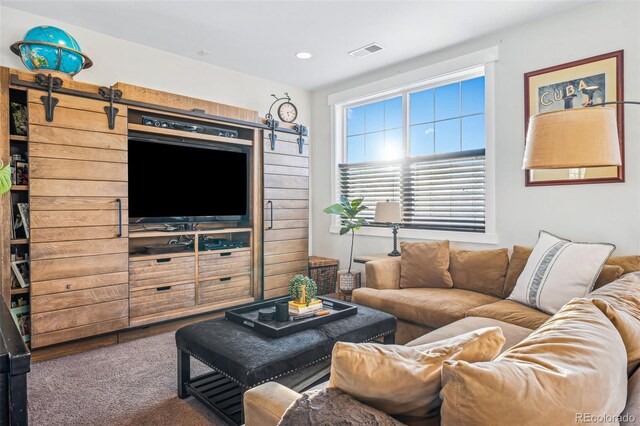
[295,52,312,59]
[197,49,210,56]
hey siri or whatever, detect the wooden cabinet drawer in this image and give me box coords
[129,255,195,289]
[32,284,128,314]
[130,283,195,318]
[31,238,128,260]
[32,318,128,349]
[31,299,129,335]
[31,271,129,296]
[199,274,251,305]
[198,249,251,279]
[31,253,129,282]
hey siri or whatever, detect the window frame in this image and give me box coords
[329,47,498,244]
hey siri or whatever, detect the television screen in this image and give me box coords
[128,139,249,222]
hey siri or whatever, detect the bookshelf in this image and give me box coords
[6,86,30,346]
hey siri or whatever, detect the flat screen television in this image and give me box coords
[128,138,249,223]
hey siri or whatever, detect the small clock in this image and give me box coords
[277,101,298,123]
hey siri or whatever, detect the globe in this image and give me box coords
[10,26,92,76]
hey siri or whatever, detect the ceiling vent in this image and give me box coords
[348,43,384,58]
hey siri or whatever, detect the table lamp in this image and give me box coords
[375,201,402,256]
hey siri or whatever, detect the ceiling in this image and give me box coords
[2,0,597,90]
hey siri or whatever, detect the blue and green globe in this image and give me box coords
[10,26,92,76]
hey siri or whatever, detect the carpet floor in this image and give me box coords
[28,332,226,426]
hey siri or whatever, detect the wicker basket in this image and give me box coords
[308,256,339,295]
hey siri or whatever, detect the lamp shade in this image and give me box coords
[375,201,401,223]
[523,107,621,169]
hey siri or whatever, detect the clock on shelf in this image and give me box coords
[277,101,298,123]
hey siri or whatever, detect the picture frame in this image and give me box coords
[11,259,30,288]
[10,305,31,342]
[524,50,624,186]
[17,203,30,239]
[9,102,27,136]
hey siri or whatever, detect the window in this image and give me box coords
[340,74,487,233]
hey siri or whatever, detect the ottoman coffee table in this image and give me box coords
[175,299,396,425]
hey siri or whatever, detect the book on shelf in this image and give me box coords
[289,299,323,315]
[17,203,29,239]
[9,153,28,185]
[10,305,30,343]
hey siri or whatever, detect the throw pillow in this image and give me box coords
[449,248,509,298]
[440,299,628,426]
[607,255,640,275]
[400,241,453,288]
[507,231,615,314]
[594,265,624,290]
[592,298,640,375]
[502,245,533,297]
[328,327,505,418]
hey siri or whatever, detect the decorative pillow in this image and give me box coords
[449,248,509,298]
[507,231,615,314]
[328,327,505,418]
[502,245,533,297]
[593,265,624,290]
[400,241,453,288]
[592,298,640,375]
[440,299,628,426]
[607,255,640,275]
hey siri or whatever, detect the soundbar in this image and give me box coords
[142,115,239,138]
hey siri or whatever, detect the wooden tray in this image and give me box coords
[225,296,357,338]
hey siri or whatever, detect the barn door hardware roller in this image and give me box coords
[294,124,308,154]
[99,86,123,130]
[266,116,279,151]
[35,73,63,122]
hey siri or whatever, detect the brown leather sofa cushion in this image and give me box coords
[465,299,550,330]
[449,248,509,298]
[406,317,532,354]
[400,241,453,289]
[503,245,626,298]
[440,299,629,426]
[351,287,500,329]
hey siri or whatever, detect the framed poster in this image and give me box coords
[524,50,624,186]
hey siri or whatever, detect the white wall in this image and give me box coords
[0,6,311,125]
[311,0,640,275]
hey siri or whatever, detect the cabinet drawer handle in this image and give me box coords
[156,258,171,263]
[66,284,72,290]
[157,286,172,291]
[220,277,232,282]
[220,252,232,257]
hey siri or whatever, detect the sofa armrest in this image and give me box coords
[244,382,301,426]
[365,257,401,290]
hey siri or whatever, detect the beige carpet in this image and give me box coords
[28,332,226,426]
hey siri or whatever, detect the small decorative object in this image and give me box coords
[10,102,27,136]
[10,25,93,78]
[0,161,11,195]
[323,196,368,299]
[275,301,289,322]
[524,50,623,186]
[374,200,402,257]
[264,93,306,153]
[258,308,276,322]
[11,260,30,288]
[288,274,318,306]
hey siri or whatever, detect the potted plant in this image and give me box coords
[289,274,318,306]
[323,196,368,297]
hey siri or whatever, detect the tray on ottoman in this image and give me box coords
[225,296,357,338]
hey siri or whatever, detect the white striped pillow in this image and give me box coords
[508,231,615,314]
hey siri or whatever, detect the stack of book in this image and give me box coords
[289,299,323,315]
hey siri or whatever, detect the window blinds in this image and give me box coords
[339,149,485,233]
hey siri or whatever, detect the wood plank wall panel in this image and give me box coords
[263,132,309,298]
[27,90,130,348]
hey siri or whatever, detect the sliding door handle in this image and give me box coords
[116,198,123,237]
[267,200,273,230]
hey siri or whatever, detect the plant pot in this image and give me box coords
[338,271,361,295]
[293,284,307,304]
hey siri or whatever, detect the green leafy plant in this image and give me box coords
[323,196,368,274]
[288,274,318,306]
